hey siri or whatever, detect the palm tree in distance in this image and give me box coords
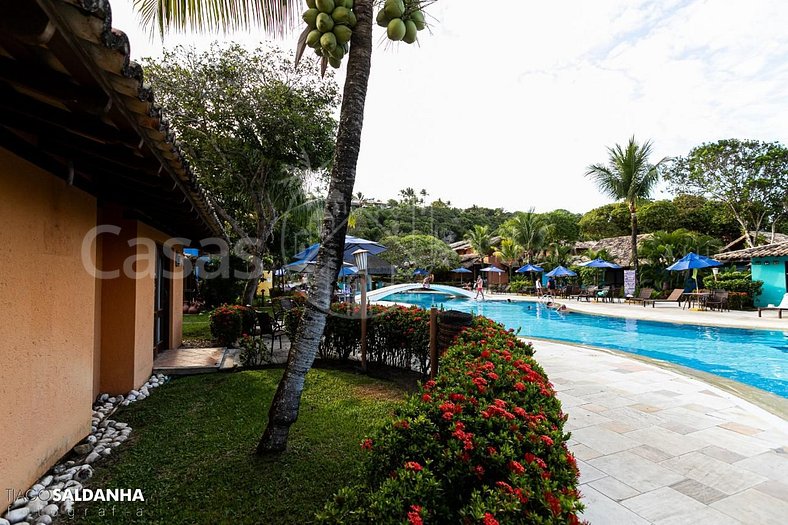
[466,225,494,263]
[494,238,522,283]
[500,209,550,263]
[586,137,667,274]
[134,0,376,453]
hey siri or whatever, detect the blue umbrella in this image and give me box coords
[451,267,472,283]
[546,265,577,278]
[516,263,544,273]
[413,269,429,276]
[338,266,359,277]
[666,252,722,291]
[294,235,387,264]
[480,265,505,287]
[579,257,622,269]
[666,252,722,271]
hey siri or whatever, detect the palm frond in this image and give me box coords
[134,0,300,38]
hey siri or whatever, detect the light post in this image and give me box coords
[353,249,369,371]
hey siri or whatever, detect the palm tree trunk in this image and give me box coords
[257,0,373,454]
[629,201,639,273]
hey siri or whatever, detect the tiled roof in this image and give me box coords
[0,0,224,241]
[714,242,788,261]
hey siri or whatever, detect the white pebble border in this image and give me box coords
[1,373,169,525]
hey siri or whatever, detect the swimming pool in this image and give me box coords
[379,292,788,398]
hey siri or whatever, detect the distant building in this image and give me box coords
[715,242,788,308]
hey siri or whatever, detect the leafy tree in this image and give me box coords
[582,247,615,263]
[494,238,522,281]
[543,242,572,270]
[638,200,678,233]
[143,44,338,304]
[466,225,494,258]
[500,208,550,263]
[541,209,582,243]
[664,139,788,246]
[638,229,721,289]
[586,136,666,272]
[671,194,739,240]
[135,0,431,453]
[379,234,460,273]
[578,203,630,240]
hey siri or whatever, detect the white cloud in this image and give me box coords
[110,0,788,213]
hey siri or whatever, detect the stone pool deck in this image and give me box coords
[532,340,788,525]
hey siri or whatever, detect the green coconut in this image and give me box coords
[410,9,426,30]
[316,12,334,32]
[329,45,345,60]
[384,0,405,19]
[376,9,390,27]
[403,20,417,44]
[306,0,316,8]
[346,10,357,27]
[333,24,352,45]
[320,31,338,52]
[302,8,319,28]
[344,0,354,8]
[331,6,351,24]
[315,0,335,14]
[387,18,406,41]
[306,29,322,48]
[329,56,342,69]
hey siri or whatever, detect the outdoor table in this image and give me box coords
[682,292,709,310]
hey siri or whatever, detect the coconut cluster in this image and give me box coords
[303,0,357,68]
[377,0,426,44]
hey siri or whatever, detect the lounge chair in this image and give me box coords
[626,288,653,305]
[643,288,684,308]
[758,293,788,318]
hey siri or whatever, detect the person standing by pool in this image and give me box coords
[475,275,485,301]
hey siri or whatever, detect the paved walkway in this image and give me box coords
[532,340,788,525]
[499,293,788,331]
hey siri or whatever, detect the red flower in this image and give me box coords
[404,461,423,472]
[541,435,554,447]
[360,438,373,450]
[508,460,525,475]
[514,381,525,391]
[421,393,432,402]
[546,492,562,516]
[483,512,499,525]
[407,505,423,525]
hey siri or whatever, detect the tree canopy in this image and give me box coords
[664,139,788,246]
[379,234,460,273]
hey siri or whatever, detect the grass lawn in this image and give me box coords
[182,312,211,340]
[73,369,404,524]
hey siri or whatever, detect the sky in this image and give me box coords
[110,0,788,214]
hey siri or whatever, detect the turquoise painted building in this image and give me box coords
[716,242,788,307]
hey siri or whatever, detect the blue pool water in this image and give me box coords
[381,292,788,397]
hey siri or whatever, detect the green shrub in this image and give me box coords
[713,271,762,309]
[209,304,254,346]
[285,303,432,374]
[238,334,269,367]
[317,317,582,524]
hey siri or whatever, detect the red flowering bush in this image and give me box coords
[209,304,254,346]
[316,317,583,524]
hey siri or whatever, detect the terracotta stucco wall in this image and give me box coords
[0,148,97,493]
[98,220,184,393]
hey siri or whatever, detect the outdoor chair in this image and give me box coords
[757,293,788,318]
[596,286,612,302]
[257,311,286,351]
[575,286,597,302]
[705,290,729,312]
[626,288,653,305]
[643,288,684,308]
